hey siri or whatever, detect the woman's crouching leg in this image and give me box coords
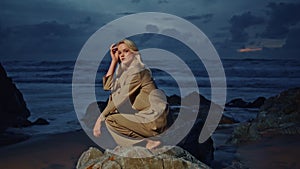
[105,113,166,149]
[105,114,148,139]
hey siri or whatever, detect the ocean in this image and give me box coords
[1,57,300,135]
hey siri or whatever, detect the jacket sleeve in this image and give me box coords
[99,95,115,121]
[98,75,114,121]
[102,75,113,91]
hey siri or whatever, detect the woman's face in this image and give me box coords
[117,43,134,66]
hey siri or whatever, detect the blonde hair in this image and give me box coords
[115,39,148,77]
[117,39,139,53]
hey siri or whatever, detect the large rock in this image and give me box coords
[32,118,50,125]
[167,94,181,106]
[76,146,211,169]
[226,98,248,108]
[0,63,31,132]
[226,97,266,108]
[174,92,224,165]
[249,97,266,108]
[230,88,300,144]
[260,88,300,114]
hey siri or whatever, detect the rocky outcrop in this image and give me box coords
[173,92,218,165]
[230,88,300,144]
[226,97,266,108]
[32,118,50,125]
[168,92,236,124]
[0,63,31,132]
[167,94,181,106]
[76,146,211,169]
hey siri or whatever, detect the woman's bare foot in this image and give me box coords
[145,139,161,150]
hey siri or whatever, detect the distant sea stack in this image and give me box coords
[226,97,266,108]
[0,63,31,132]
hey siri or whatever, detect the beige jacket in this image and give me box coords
[99,67,168,128]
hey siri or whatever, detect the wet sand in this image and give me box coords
[0,129,299,169]
[0,130,98,169]
[237,134,300,169]
[0,128,236,169]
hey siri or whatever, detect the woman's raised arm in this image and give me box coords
[105,44,119,77]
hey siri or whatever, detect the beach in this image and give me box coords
[0,130,97,169]
[238,134,300,169]
[0,128,299,169]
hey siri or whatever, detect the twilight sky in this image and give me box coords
[0,0,300,61]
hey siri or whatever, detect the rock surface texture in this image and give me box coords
[76,146,211,169]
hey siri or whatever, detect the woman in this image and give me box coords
[93,39,168,149]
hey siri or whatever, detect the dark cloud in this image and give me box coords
[218,26,230,31]
[0,0,107,29]
[116,12,136,16]
[161,28,180,37]
[283,28,300,49]
[131,0,141,3]
[145,24,159,33]
[158,0,168,4]
[262,2,300,38]
[184,13,214,23]
[78,16,93,25]
[0,21,88,60]
[213,32,228,38]
[229,11,264,42]
[131,0,168,4]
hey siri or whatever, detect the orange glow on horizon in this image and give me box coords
[238,47,263,53]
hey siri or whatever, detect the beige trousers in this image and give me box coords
[104,110,167,146]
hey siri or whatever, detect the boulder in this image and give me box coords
[230,88,300,144]
[183,91,213,107]
[0,63,31,132]
[226,97,266,108]
[247,97,266,108]
[167,94,181,106]
[219,115,238,124]
[76,146,211,169]
[225,98,248,108]
[163,92,222,165]
[32,118,49,125]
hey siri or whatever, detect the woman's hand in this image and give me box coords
[110,43,119,63]
[93,119,102,137]
[105,44,119,77]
